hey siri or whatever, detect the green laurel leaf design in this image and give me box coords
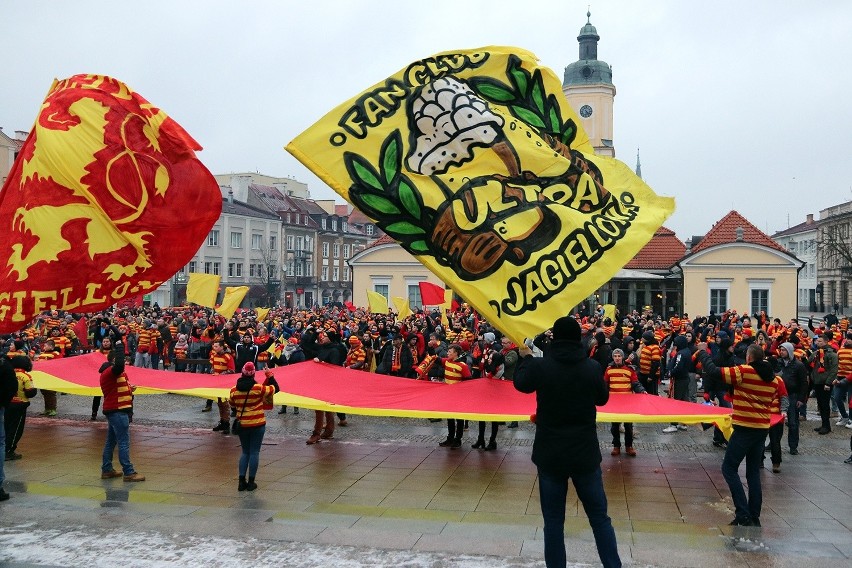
[509,65,528,97]
[472,81,516,102]
[531,79,545,115]
[409,240,429,253]
[351,156,384,191]
[382,133,400,184]
[386,221,426,235]
[548,106,561,134]
[360,193,401,216]
[398,179,421,218]
[514,106,545,129]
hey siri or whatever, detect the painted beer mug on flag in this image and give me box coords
[288,47,674,342]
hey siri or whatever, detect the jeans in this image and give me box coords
[787,393,800,451]
[538,467,621,568]
[102,411,135,475]
[709,390,733,443]
[722,426,768,523]
[610,423,633,448]
[832,380,850,420]
[237,425,265,478]
[133,351,150,368]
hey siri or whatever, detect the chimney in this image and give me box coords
[806,213,814,224]
[14,130,28,141]
[227,189,234,204]
[685,237,692,252]
[735,227,744,241]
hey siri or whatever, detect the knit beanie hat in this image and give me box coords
[242,362,256,376]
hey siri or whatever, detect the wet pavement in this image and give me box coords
[1,392,851,567]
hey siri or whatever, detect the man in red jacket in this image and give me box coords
[99,340,145,482]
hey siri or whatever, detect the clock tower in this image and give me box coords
[562,11,616,157]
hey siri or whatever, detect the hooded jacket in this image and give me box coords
[775,341,809,400]
[667,335,692,383]
[514,339,609,476]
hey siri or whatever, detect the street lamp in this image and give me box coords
[172,271,188,307]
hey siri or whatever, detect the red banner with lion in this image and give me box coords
[0,74,220,333]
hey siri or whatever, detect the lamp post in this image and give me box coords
[172,272,187,307]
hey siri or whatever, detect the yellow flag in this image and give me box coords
[255,307,270,323]
[287,47,674,344]
[603,304,616,322]
[441,288,454,328]
[367,290,389,314]
[186,273,219,308]
[392,296,412,319]
[217,286,249,320]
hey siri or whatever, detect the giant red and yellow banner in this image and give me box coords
[287,47,674,343]
[32,352,734,432]
[0,74,221,332]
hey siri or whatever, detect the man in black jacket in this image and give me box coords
[0,358,18,501]
[514,315,621,568]
[776,342,809,454]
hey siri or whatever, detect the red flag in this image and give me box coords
[419,281,446,306]
[73,317,89,349]
[0,75,220,333]
[344,300,357,312]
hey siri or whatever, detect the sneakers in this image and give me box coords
[5,452,22,461]
[507,421,519,428]
[789,448,799,455]
[836,418,847,426]
[817,428,831,435]
[238,478,248,491]
[212,421,230,434]
[677,424,689,431]
[45,410,57,417]
[662,425,679,433]
[846,420,852,429]
[611,447,621,456]
[729,517,753,526]
[201,405,212,412]
[772,463,781,473]
[294,408,299,415]
[844,455,852,464]
[713,440,728,448]
[625,447,637,457]
[246,480,257,492]
[0,489,9,501]
[278,407,287,414]
[101,470,123,479]
[123,473,145,482]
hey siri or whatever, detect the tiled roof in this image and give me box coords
[366,234,396,249]
[624,227,686,270]
[348,208,373,225]
[690,210,788,254]
[335,204,350,217]
[772,219,817,238]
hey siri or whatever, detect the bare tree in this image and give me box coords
[819,222,852,273]
[251,238,281,307]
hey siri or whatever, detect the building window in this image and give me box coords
[207,229,219,246]
[342,221,348,232]
[709,289,727,314]
[304,215,308,226]
[269,235,276,250]
[343,267,350,281]
[249,264,257,278]
[343,244,351,259]
[333,266,339,281]
[286,235,294,251]
[251,234,263,250]
[230,232,242,249]
[751,289,769,315]
[295,236,304,251]
[333,243,340,258]
[189,261,197,273]
[321,218,326,230]
[374,284,389,299]
[366,225,374,236]
[286,212,291,224]
[295,261,303,276]
[204,261,220,275]
[322,242,329,258]
[228,263,235,277]
[286,261,294,277]
[267,265,277,279]
[321,266,328,281]
[408,284,422,308]
[227,263,243,278]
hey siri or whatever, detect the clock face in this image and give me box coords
[579,104,593,118]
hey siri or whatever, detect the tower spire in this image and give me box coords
[635,148,642,178]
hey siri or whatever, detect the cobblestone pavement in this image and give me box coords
[1,390,850,567]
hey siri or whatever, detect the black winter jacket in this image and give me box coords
[514,340,609,476]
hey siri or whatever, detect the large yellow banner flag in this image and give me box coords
[392,296,413,320]
[218,286,249,320]
[186,273,219,308]
[287,47,674,343]
[366,290,389,314]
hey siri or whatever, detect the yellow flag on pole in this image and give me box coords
[367,290,389,314]
[392,297,412,319]
[603,304,616,322]
[255,307,270,323]
[217,286,249,320]
[186,273,219,308]
[287,47,674,344]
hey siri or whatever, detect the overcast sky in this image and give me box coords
[3,1,851,240]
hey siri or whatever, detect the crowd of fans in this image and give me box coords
[2,303,852,465]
